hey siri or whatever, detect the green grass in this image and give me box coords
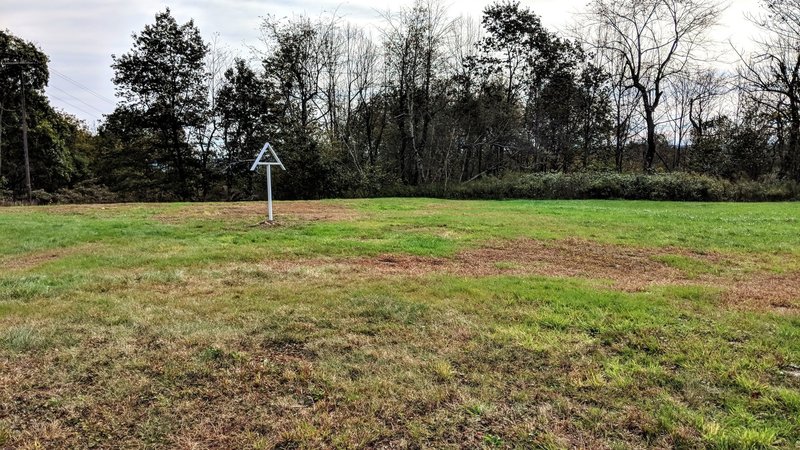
[0,199,799,448]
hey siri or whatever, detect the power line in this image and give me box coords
[47,93,102,123]
[49,68,116,106]
[3,63,116,107]
[48,85,108,115]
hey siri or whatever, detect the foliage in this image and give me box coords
[385,172,800,202]
[216,59,275,200]
[0,30,95,201]
[3,1,800,202]
[108,9,209,200]
[52,181,118,204]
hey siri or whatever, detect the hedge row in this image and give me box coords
[4,173,799,204]
[382,173,800,202]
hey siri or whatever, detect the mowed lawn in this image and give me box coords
[1,199,799,449]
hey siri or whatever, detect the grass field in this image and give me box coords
[1,198,799,449]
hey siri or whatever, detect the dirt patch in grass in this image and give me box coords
[462,239,797,310]
[457,238,694,286]
[463,239,799,311]
[256,238,799,312]
[154,201,360,224]
[34,203,136,214]
[1,244,101,271]
[723,272,800,311]
[339,238,713,288]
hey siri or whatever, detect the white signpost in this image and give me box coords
[250,142,286,222]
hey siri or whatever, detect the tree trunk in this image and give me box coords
[615,120,624,173]
[223,126,233,200]
[460,144,472,182]
[171,122,188,200]
[788,100,800,181]
[0,103,4,181]
[644,108,657,172]
[583,102,592,169]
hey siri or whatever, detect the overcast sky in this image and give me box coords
[0,0,761,126]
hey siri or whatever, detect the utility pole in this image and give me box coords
[0,67,5,187]
[20,71,31,202]
[0,103,4,181]
[1,60,35,202]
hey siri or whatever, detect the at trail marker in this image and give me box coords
[250,142,286,222]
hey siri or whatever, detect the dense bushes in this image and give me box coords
[51,182,120,204]
[1,182,120,205]
[383,172,800,202]
[3,172,798,204]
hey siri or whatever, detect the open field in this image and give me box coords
[1,199,799,449]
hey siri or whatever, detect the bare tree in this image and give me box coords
[737,0,800,180]
[194,33,230,198]
[687,69,729,138]
[666,69,730,169]
[665,74,693,169]
[313,13,345,137]
[446,15,481,184]
[584,23,641,172]
[381,0,454,184]
[587,0,723,171]
[335,24,384,174]
[258,14,330,130]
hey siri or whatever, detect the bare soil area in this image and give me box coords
[254,238,800,311]
[154,201,361,224]
[1,244,102,271]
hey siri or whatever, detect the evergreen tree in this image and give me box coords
[216,58,278,199]
[110,9,208,199]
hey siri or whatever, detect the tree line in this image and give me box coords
[1,0,799,202]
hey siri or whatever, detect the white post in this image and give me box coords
[250,142,284,223]
[267,164,273,222]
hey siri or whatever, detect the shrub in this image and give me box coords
[31,189,55,205]
[53,182,119,204]
[382,172,800,202]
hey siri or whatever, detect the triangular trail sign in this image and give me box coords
[250,142,285,171]
[250,142,286,223]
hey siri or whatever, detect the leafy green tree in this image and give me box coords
[688,105,778,180]
[1,29,91,199]
[95,107,165,199]
[216,58,279,199]
[259,16,333,198]
[471,1,612,172]
[0,29,47,196]
[110,9,208,199]
[476,1,556,104]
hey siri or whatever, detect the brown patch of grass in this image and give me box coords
[0,335,324,448]
[458,238,690,287]
[331,238,718,287]
[153,201,361,224]
[1,244,102,271]
[722,272,800,311]
[39,203,141,215]
[247,238,799,312]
